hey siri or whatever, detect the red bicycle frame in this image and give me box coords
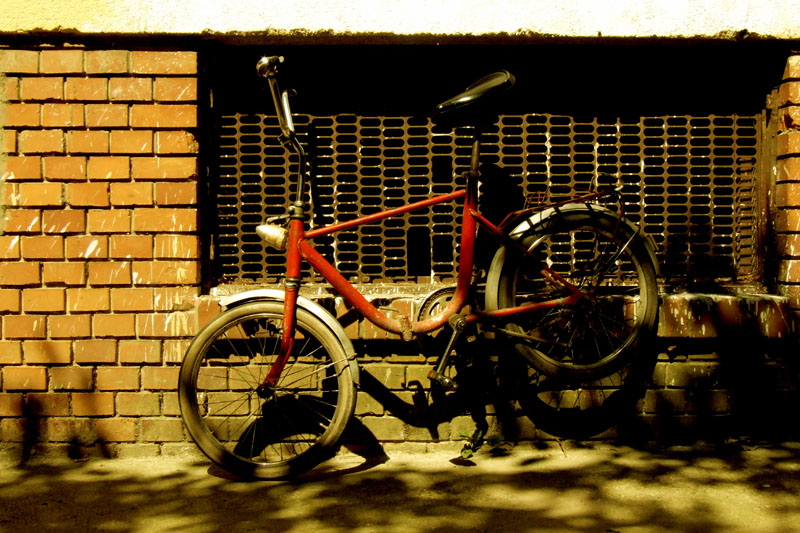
[257,58,584,387]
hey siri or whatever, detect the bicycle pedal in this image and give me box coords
[428,370,458,391]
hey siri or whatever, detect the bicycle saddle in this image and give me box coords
[433,70,515,127]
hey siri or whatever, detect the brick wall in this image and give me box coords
[0,45,796,461]
[777,53,800,325]
[0,48,200,456]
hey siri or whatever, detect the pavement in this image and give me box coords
[2,441,800,532]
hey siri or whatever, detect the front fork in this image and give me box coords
[261,215,304,390]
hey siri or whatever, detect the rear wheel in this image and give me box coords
[486,208,658,382]
[179,300,356,479]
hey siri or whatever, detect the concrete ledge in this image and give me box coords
[658,293,794,339]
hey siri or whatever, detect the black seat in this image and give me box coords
[433,70,515,128]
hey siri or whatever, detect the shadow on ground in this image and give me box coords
[2,441,800,532]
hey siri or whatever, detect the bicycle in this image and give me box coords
[178,56,660,479]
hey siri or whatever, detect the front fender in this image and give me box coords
[508,203,660,276]
[219,289,360,387]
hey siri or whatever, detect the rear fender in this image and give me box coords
[508,203,660,275]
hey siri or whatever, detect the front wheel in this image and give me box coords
[178,300,356,479]
[486,207,659,382]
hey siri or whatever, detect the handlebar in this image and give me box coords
[256,56,295,139]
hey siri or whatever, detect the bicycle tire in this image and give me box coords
[179,300,356,479]
[485,208,658,382]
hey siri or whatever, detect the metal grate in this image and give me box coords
[213,112,761,286]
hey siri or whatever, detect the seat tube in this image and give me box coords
[454,136,481,295]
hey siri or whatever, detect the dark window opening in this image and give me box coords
[202,43,787,289]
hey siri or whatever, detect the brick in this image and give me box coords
[0,418,28,441]
[360,416,406,441]
[65,77,106,101]
[26,393,70,416]
[133,261,199,285]
[0,290,21,313]
[51,366,93,390]
[87,209,132,233]
[130,105,197,128]
[42,103,84,127]
[18,130,64,153]
[133,208,197,232]
[116,392,158,415]
[5,103,40,126]
[0,393,24,416]
[72,392,115,416]
[119,339,161,364]
[0,236,20,259]
[109,78,152,101]
[4,76,20,99]
[85,50,128,74]
[44,156,87,181]
[162,392,180,416]
[41,50,83,73]
[21,235,64,259]
[364,364,406,389]
[23,340,71,364]
[67,130,109,153]
[0,50,39,73]
[779,259,800,284]
[141,418,184,441]
[95,418,136,442]
[44,418,96,442]
[42,209,86,233]
[86,104,129,128]
[136,312,196,337]
[196,297,221,329]
[131,157,197,180]
[154,287,197,312]
[0,262,41,286]
[67,288,110,312]
[162,339,190,363]
[97,367,139,391]
[93,313,135,337]
[111,182,153,206]
[43,262,86,286]
[1,156,41,181]
[88,262,132,286]
[154,235,199,259]
[779,132,800,157]
[142,366,179,390]
[2,209,41,233]
[74,339,117,364]
[0,341,22,364]
[154,78,197,102]
[3,129,17,152]
[65,235,108,259]
[110,130,153,154]
[155,182,197,205]
[49,314,91,338]
[131,51,197,75]
[774,209,800,233]
[18,182,63,206]
[21,77,63,100]
[22,288,66,312]
[88,156,130,180]
[777,182,800,208]
[68,182,110,207]
[3,367,47,390]
[155,131,198,154]
[111,287,153,311]
[0,183,14,206]
[110,235,153,259]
